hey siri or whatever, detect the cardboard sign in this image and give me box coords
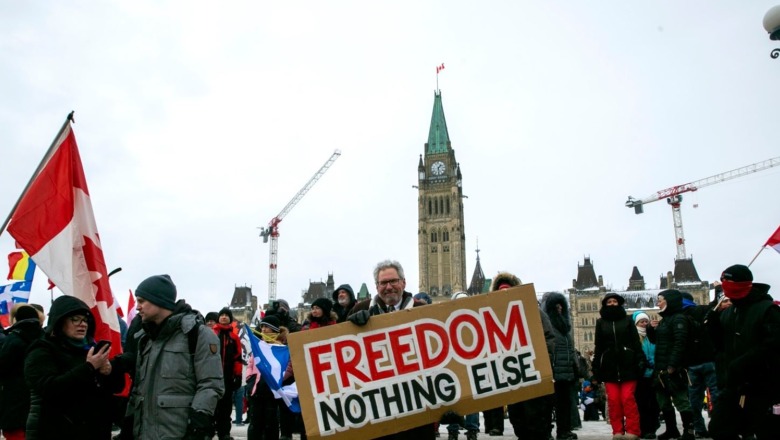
[287,284,553,440]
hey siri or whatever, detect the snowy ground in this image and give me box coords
[224,408,709,439]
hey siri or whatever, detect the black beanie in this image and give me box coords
[13,304,40,322]
[135,275,177,311]
[218,307,234,323]
[601,293,625,307]
[205,312,219,323]
[721,264,753,282]
[312,297,333,317]
[260,315,281,332]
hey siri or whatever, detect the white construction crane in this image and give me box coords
[259,150,341,302]
[626,156,780,260]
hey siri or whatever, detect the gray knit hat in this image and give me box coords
[135,275,177,311]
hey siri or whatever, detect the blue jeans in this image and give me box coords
[233,385,245,423]
[447,413,479,433]
[687,362,719,433]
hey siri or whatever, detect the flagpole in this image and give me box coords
[0,111,75,237]
[748,246,765,267]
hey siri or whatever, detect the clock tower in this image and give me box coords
[417,90,467,301]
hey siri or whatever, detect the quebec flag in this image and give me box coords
[244,324,301,413]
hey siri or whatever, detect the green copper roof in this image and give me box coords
[426,90,450,154]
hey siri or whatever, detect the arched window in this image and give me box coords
[446,197,450,214]
[428,199,432,216]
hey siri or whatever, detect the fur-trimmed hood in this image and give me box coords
[490,272,522,292]
[541,291,570,319]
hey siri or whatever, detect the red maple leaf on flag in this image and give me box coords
[7,119,122,356]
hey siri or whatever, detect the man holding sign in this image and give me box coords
[288,259,554,440]
[347,260,436,439]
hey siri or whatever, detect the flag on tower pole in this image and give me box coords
[2,113,121,355]
[748,225,780,266]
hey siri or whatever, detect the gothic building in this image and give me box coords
[228,285,258,324]
[417,90,467,302]
[467,245,491,295]
[568,257,710,355]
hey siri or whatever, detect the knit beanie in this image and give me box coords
[13,304,40,322]
[218,307,234,323]
[633,311,650,325]
[721,264,753,300]
[260,315,281,332]
[135,275,177,311]
[312,298,333,317]
[205,312,219,323]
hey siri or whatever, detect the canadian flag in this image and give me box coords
[766,225,780,254]
[126,289,137,325]
[7,119,121,355]
[436,63,445,74]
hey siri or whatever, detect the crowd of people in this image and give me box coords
[0,262,776,440]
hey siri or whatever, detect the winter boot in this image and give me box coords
[657,410,681,440]
[679,411,695,440]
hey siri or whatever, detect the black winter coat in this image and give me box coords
[0,318,43,430]
[707,283,780,403]
[592,306,644,383]
[24,295,125,440]
[542,292,577,381]
[647,290,689,371]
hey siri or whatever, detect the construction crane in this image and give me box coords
[626,156,780,260]
[259,149,341,302]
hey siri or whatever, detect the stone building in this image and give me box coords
[416,90,468,302]
[227,285,258,324]
[569,257,709,355]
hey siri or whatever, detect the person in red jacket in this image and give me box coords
[302,298,337,330]
[213,307,243,440]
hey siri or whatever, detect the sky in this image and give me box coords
[2,1,780,316]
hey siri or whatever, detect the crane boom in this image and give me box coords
[259,149,341,302]
[625,156,780,260]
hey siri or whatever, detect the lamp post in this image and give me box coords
[763,5,780,58]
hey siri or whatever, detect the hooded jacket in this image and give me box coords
[24,295,125,440]
[541,291,577,381]
[646,289,689,370]
[708,283,780,401]
[592,293,644,383]
[332,284,357,323]
[131,300,224,440]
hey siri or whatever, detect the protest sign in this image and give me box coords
[287,284,554,440]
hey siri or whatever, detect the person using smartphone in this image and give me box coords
[24,295,126,439]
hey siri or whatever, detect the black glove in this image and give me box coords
[184,410,213,440]
[347,310,370,326]
[439,410,464,426]
[232,376,242,391]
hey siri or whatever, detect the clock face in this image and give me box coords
[431,161,445,176]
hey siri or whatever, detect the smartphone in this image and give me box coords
[94,340,111,352]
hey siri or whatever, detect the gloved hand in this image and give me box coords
[347,310,370,326]
[439,410,464,426]
[184,410,213,440]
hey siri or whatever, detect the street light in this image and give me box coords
[763,5,780,58]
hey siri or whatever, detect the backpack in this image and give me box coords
[682,313,705,367]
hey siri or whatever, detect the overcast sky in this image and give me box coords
[2,1,780,316]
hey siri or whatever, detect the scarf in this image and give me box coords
[722,279,752,300]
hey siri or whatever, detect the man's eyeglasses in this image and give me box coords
[68,316,88,325]
[378,278,402,287]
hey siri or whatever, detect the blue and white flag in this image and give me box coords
[0,280,32,315]
[244,323,301,412]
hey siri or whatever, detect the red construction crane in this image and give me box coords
[259,150,341,302]
[626,156,780,260]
